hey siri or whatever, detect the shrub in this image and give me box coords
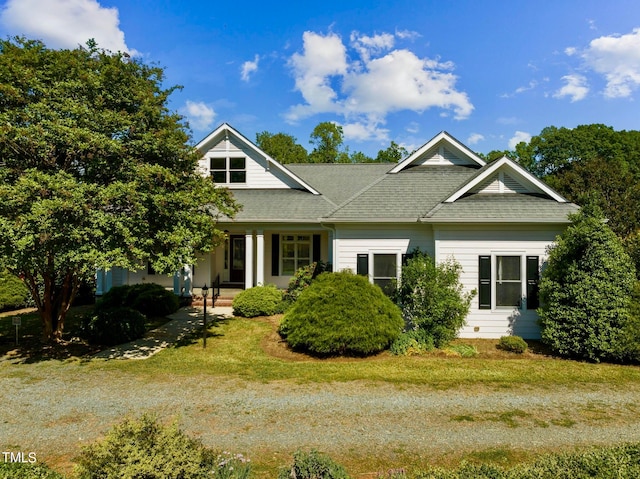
[278,271,403,356]
[394,250,475,348]
[0,269,30,311]
[445,343,478,358]
[96,283,179,317]
[282,261,331,304]
[0,462,65,479]
[539,205,636,362]
[390,329,435,356]
[232,284,284,318]
[278,449,350,479]
[83,307,146,345]
[74,415,220,479]
[498,335,528,354]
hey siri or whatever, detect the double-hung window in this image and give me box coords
[356,252,399,295]
[210,157,246,184]
[479,255,539,310]
[281,235,311,275]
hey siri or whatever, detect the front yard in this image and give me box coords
[2,312,640,478]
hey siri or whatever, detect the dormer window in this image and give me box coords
[210,157,246,184]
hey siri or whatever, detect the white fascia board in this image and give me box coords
[195,123,321,195]
[389,131,486,173]
[444,157,567,203]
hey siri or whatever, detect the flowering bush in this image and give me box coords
[214,452,251,479]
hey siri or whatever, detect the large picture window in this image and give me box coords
[210,157,246,184]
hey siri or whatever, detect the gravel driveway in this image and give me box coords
[2,366,640,470]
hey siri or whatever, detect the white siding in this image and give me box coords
[334,224,434,274]
[434,225,564,339]
[416,144,478,166]
[197,135,302,189]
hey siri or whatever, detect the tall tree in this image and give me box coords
[0,38,238,341]
[255,131,308,164]
[308,121,346,163]
[375,141,408,163]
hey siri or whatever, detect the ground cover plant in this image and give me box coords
[278,271,403,356]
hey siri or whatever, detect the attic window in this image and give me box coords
[210,157,246,184]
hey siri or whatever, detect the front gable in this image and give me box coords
[195,123,319,193]
[389,131,486,173]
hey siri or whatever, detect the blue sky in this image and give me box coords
[1,0,640,156]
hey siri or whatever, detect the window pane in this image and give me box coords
[212,171,226,183]
[229,157,245,169]
[497,256,520,281]
[298,243,310,259]
[230,171,246,183]
[297,235,310,241]
[374,278,395,295]
[374,254,396,277]
[497,282,521,307]
[282,244,295,258]
[210,157,225,169]
[298,259,310,269]
[282,259,296,275]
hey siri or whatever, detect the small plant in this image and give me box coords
[232,284,284,318]
[0,462,65,479]
[446,343,478,358]
[0,269,30,311]
[279,271,403,356]
[498,335,528,354]
[389,329,434,356]
[74,415,219,479]
[214,452,251,479]
[82,307,147,345]
[278,449,350,479]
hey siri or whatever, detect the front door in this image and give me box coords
[229,235,245,283]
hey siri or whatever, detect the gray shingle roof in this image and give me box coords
[220,189,334,222]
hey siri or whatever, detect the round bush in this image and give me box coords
[278,271,403,356]
[232,285,283,318]
[97,283,179,318]
[278,449,350,479]
[84,307,146,345]
[0,269,31,311]
[498,335,528,354]
[74,415,219,479]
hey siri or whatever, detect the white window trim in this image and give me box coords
[280,234,313,276]
[491,252,527,311]
[368,250,402,286]
[209,155,247,184]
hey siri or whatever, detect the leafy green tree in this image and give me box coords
[375,141,408,163]
[0,38,238,340]
[308,121,347,163]
[394,250,474,348]
[255,131,308,164]
[538,205,636,362]
[477,149,517,163]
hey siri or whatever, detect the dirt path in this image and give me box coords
[2,368,640,474]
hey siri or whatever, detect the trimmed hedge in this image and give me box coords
[498,335,528,354]
[0,269,30,311]
[232,285,283,318]
[82,307,147,346]
[97,283,179,318]
[278,271,403,356]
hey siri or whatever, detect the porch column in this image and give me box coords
[256,230,264,285]
[173,271,181,295]
[96,269,104,296]
[245,231,254,289]
[104,269,113,293]
[183,264,192,296]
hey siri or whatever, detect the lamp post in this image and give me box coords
[202,284,209,349]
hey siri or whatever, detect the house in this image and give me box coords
[97,123,578,339]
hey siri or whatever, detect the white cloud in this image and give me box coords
[395,29,421,41]
[467,133,485,145]
[341,121,389,142]
[564,47,577,56]
[181,101,216,131]
[581,27,640,98]
[0,0,137,54]
[508,131,531,150]
[241,55,260,82]
[286,30,473,140]
[553,74,589,102]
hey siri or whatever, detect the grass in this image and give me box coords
[97,315,640,390]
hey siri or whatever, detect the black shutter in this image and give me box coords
[479,256,491,309]
[357,254,369,276]
[271,234,279,276]
[526,256,540,309]
[312,234,321,262]
[401,252,415,265]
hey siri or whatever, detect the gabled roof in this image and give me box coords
[389,131,486,173]
[444,156,568,203]
[195,123,321,195]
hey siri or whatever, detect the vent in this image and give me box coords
[474,171,530,194]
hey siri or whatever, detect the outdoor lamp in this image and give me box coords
[202,284,209,348]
